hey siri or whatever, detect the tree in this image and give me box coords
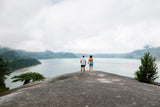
[135,52,159,83]
[12,72,45,85]
[0,56,9,93]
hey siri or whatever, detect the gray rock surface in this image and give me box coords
[0,71,160,107]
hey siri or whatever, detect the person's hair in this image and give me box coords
[83,55,85,58]
[90,55,92,58]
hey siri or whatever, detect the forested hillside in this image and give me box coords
[0,51,41,71]
[0,48,77,59]
[0,47,77,71]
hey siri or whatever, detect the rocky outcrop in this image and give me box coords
[0,71,160,107]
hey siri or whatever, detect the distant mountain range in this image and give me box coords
[1,46,160,65]
[75,46,160,60]
[0,47,77,71]
[1,46,160,72]
[124,47,160,59]
[0,47,77,59]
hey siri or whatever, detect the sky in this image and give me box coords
[0,0,160,54]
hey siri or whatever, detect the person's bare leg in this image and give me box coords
[83,67,85,73]
[91,67,93,73]
[81,67,82,73]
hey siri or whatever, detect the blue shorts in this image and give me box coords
[89,62,93,67]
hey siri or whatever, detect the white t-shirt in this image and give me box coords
[80,58,86,65]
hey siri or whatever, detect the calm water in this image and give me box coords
[5,58,160,89]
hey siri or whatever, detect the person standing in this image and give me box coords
[80,55,86,73]
[88,55,93,73]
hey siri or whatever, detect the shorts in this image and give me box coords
[89,62,93,67]
[81,65,85,67]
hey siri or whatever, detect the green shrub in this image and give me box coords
[12,72,45,85]
[0,56,9,93]
[135,52,159,83]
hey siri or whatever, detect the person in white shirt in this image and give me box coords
[80,55,86,73]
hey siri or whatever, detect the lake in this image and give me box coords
[5,58,160,89]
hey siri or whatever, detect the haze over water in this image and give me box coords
[5,58,160,89]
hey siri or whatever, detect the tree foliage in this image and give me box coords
[0,50,41,71]
[12,72,45,85]
[8,58,41,71]
[135,52,159,83]
[0,56,9,93]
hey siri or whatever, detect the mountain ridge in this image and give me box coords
[1,46,160,59]
[0,47,76,71]
[0,47,77,59]
[75,46,160,59]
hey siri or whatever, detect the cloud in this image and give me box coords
[0,0,160,53]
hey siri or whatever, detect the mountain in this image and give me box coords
[16,50,77,59]
[75,46,160,59]
[94,53,127,58]
[125,47,160,59]
[75,53,128,58]
[1,46,160,60]
[55,52,79,58]
[0,51,41,71]
[7,58,41,71]
[0,48,77,59]
[15,50,57,59]
[0,47,77,71]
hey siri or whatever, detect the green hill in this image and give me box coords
[7,58,41,71]
[0,51,41,71]
[0,47,77,71]
[0,47,77,59]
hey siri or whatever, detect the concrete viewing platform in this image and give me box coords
[0,71,160,107]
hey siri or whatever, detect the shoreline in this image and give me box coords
[18,68,29,72]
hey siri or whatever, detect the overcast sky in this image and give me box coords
[0,0,160,54]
